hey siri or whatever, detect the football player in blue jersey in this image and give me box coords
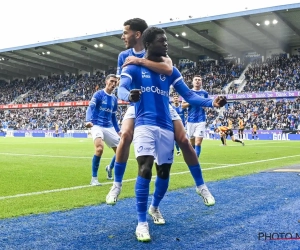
[172,94,187,156]
[85,74,121,186]
[106,18,217,210]
[106,18,182,203]
[182,75,209,158]
[117,27,222,242]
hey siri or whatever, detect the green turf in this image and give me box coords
[0,137,300,219]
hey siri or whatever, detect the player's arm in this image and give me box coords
[111,99,120,133]
[118,75,132,101]
[111,113,120,133]
[122,56,173,76]
[181,101,189,109]
[117,65,137,101]
[116,53,125,77]
[171,67,221,107]
[173,79,214,108]
[85,93,98,127]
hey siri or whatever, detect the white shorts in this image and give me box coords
[133,125,174,165]
[91,125,120,148]
[187,122,206,139]
[122,104,181,121]
[169,104,181,121]
[123,105,135,121]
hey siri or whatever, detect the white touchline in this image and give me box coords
[0,153,230,165]
[1,154,300,201]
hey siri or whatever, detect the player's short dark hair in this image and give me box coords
[193,75,202,79]
[142,27,165,49]
[105,74,117,81]
[123,18,148,34]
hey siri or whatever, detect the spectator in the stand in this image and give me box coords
[242,55,300,94]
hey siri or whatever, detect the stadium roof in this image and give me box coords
[0,3,300,80]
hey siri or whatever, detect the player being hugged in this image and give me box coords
[118,26,226,242]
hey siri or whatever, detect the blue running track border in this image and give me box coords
[0,172,300,250]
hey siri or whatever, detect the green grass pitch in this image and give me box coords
[0,137,300,219]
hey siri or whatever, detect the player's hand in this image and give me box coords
[213,96,227,107]
[85,122,93,128]
[129,89,141,102]
[122,56,140,68]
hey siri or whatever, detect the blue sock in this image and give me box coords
[195,145,201,158]
[188,164,204,186]
[175,142,180,152]
[92,155,101,177]
[109,155,116,170]
[151,177,169,207]
[114,162,127,183]
[135,176,151,223]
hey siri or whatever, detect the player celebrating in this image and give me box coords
[106,18,220,209]
[118,27,225,242]
[182,75,208,158]
[215,126,244,146]
[85,74,120,186]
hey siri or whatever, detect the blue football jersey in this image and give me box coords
[186,89,209,123]
[116,48,145,76]
[172,104,186,124]
[121,65,178,131]
[86,89,118,128]
[119,66,213,130]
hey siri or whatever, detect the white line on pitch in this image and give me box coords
[0,153,227,165]
[1,154,300,201]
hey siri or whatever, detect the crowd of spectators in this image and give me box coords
[180,59,245,94]
[0,105,129,131]
[238,54,300,94]
[1,54,300,133]
[221,98,300,131]
[2,98,299,132]
[0,59,243,105]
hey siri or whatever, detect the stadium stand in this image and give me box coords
[0,5,300,139]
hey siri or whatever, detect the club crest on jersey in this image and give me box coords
[160,74,166,81]
[142,71,150,78]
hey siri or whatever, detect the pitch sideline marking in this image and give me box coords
[0,152,227,165]
[1,154,300,201]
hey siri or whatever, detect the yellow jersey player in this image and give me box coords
[238,117,244,140]
[55,123,59,137]
[252,124,258,140]
[228,118,233,129]
[215,126,244,146]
